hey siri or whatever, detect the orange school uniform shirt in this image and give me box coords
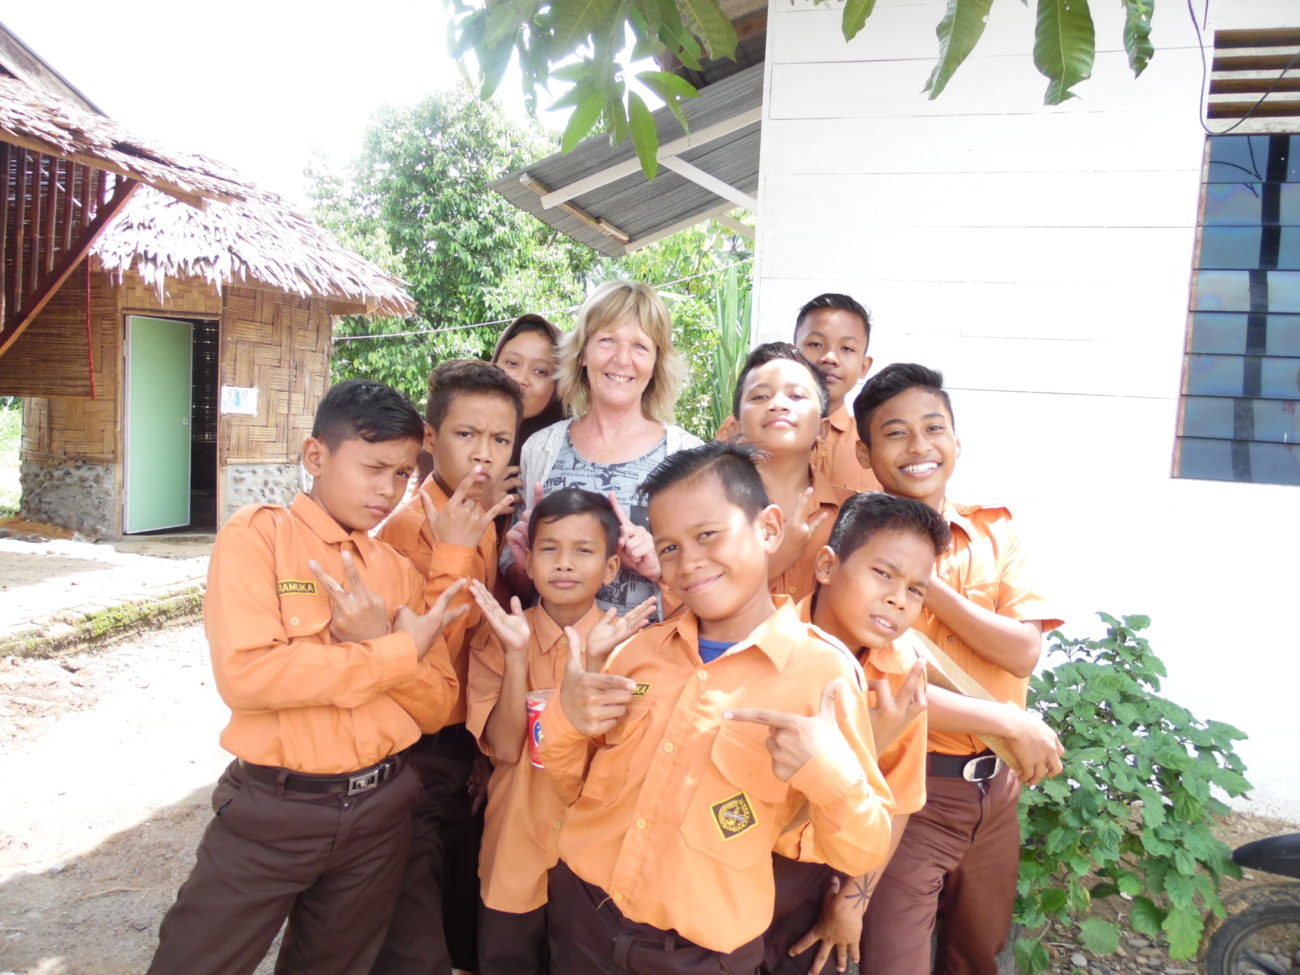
[539,599,895,954]
[923,500,1063,757]
[378,474,499,726]
[467,601,604,915]
[775,596,928,863]
[769,467,849,605]
[204,493,459,774]
[816,403,880,496]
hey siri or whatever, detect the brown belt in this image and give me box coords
[238,751,406,796]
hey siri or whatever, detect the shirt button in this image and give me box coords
[553,821,562,830]
[947,636,956,644]
[289,617,300,626]
[788,586,797,595]
[613,892,624,902]
[697,670,708,680]
[636,818,647,829]
[663,742,674,753]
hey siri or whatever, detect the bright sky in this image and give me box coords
[3,1,556,207]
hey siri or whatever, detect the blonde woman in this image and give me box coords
[504,281,701,614]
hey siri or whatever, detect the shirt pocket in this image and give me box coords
[680,726,790,870]
[279,593,332,640]
[580,699,654,804]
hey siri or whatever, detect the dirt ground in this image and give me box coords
[0,623,1295,975]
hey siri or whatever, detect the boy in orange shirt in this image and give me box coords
[852,363,1064,975]
[150,379,467,975]
[763,492,951,975]
[539,441,896,974]
[372,358,519,974]
[466,488,656,975]
[733,341,846,603]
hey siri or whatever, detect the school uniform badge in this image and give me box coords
[710,792,757,840]
[632,682,651,698]
[276,580,318,595]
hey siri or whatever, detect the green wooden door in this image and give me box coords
[125,316,192,533]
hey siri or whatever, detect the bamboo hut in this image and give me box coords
[0,39,414,537]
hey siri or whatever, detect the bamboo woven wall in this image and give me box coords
[219,286,332,465]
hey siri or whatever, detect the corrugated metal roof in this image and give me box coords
[493,61,763,257]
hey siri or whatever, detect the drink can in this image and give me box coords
[526,688,556,769]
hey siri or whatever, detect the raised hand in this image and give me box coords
[506,481,545,567]
[725,679,850,781]
[1004,709,1065,786]
[558,625,637,737]
[787,486,831,554]
[867,659,927,753]
[394,578,470,660]
[309,551,388,643]
[469,579,530,658]
[585,597,657,668]
[422,469,517,550]
[607,493,661,583]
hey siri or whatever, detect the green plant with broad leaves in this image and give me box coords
[1013,613,1250,973]
[445,0,1154,177]
[707,264,751,435]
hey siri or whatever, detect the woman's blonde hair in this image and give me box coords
[556,280,686,424]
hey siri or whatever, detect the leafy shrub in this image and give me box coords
[1014,613,1251,972]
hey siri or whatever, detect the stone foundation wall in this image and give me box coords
[223,463,302,522]
[20,458,116,537]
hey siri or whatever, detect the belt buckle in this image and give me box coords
[346,765,383,796]
[962,755,1001,782]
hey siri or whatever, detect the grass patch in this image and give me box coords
[0,403,20,516]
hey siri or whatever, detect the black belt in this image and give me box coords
[927,750,1002,782]
[239,751,405,796]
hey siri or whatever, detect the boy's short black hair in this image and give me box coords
[827,491,952,565]
[311,378,425,450]
[642,441,771,519]
[732,341,830,420]
[793,293,872,347]
[852,362,954,444]
[529,488,620,558]
[425,358,524,428]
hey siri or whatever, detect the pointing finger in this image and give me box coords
[532,482,544,507]
[447,468,476,508]
[340,550,364,592]
[308,559,346,599]
[564,625,585,675]
[607,492,631,526]
[725,707,796,729]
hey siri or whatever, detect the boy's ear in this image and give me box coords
[301,436,327,477]
[422,421,437,455]
[523,546,537,583]
[815,415,831,445]
[602,553,621,586]
[955,436,961,459]
[855,438,872,472]
[860,354,874,376]
[813,545,838,585]
[757,502,784,554]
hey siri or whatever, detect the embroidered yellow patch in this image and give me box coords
[632,682,651,698]
[277,580,318,595]
[710,792,757,840]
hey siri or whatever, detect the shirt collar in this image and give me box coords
[828,402,854,434]
[420,473,452,508]
[532,602,606,655]
[290,492,377,562]
[667,596,803,672]
[809,462,843,508]
[939,498,1009,544]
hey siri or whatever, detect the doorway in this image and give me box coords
[123,315,218,534]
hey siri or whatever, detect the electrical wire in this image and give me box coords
[1187,0,1300,136]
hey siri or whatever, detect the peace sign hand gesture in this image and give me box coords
[393,578,470,660]
[559,626,638,737]
[725,679,850,782]
[585,597,658,668]
[469,579,531,659]
[422,469,517,550]
[505,482,545,567]
[309,550,389,644]
[867,659,926,753]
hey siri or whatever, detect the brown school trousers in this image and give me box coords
[478,902,547,975]
[371,725,481,975]
[547,859,765,975]
[860,765,1022,975]
[149,756,420,975]
[760,855,839,975]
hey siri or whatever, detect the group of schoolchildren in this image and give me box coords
[148,290,1066,975]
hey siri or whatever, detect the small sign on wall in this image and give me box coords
[220,385,259,416]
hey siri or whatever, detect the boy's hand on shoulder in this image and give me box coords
[1004,709,1064,786]
[726,679,849,782]
[395,578,470,660]
[505,482,544,567]
[421,469,516,550]
[867,659,926,753]
[608,493,661,583]
[309,552,389,644]
[469,580,530,658]
[585,597,657,668]
[559,626,637,737]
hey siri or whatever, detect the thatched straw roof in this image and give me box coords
[95,187,415,316]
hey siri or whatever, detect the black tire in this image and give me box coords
[1201,886,1300,975]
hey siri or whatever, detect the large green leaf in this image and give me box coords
[1034,0,1096,104]
[627,90,659,178]
[675,0,737,59]
[923,0,994,99]
[1120,0,1155,76]
[841,0,877,42]
[1078,918,1120,955]
[637,70,699,130]
[562,85,607,152]
[554,0,618,56]
[485,0,537,46]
